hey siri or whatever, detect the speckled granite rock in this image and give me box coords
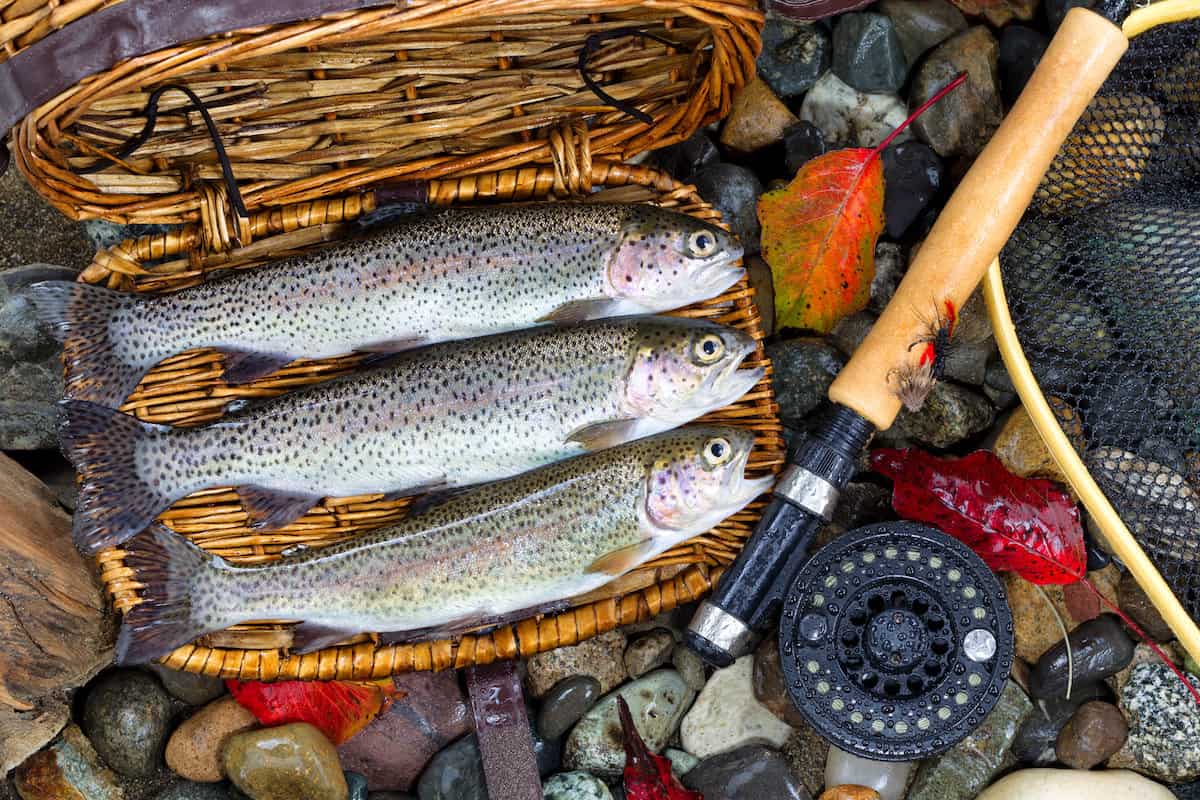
[1109,663,1200,782]
[527,630,628,698]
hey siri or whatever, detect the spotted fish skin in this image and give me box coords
[114,426,773,665]
[59,317,762,553]
[26,203,743,407]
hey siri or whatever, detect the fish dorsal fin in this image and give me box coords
[221,350,295,384]
[237,486,322,530]
[586,539,658,576]
[566,418,647,451]
[289,622,356,653]
[537,298,644,324]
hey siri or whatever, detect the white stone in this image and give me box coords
[679,655,793,759]
[976,768,1176,800]
[563,669,695,777]
[799,71,911,149]
[825,745,914,800]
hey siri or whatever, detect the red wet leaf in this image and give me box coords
[618,696,702,800]
[870,448,1086,585]
[227,678,401,745]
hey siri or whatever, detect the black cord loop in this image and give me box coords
[80,83,248,219]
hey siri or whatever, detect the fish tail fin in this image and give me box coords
[116,523,220,665]
[25,279,147,407]
[59,400,175,553]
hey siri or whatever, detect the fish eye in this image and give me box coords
[693,334,725,364]
[703,437,732,467]
[688,230,718,257]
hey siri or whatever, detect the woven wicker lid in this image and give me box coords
[4,0,762,225]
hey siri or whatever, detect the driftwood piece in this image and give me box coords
[0,453,113,773]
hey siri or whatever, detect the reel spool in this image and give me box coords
[779,522,1014,761]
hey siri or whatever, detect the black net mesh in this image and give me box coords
[1001,19,1200,619]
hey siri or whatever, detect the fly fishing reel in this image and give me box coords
[779,522,1014,761]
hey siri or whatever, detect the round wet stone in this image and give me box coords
[538,676,602,740]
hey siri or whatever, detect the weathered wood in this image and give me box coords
[0,453,113,773]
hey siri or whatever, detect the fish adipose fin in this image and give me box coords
[60,400,177,554]
[289,622,358,654]
[587,539,658,576]
[566,418,647,451]
[25,280,146,407]
[377,600,571,645]
[116,524,218,665]
[220,350,294,384]
[536,298,644,324]
[236,486,323,530]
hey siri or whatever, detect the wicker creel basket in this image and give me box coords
[3,0,761,224]
[86,154,784,681]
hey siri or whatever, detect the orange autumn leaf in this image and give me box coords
[759,149,885,333]
[227,678,403,745]
[758,71,968,335]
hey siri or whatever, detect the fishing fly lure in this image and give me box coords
[890,299,958,412]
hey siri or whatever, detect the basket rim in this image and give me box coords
[86,159,784,680]
[8,0,762,225]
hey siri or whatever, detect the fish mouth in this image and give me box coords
[703,338,764,406]
[726,445,775,507]
[693,254,746,299]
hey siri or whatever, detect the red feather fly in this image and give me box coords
[871,447,1200,705]
[227,679,402,745]
[618,696,701,800]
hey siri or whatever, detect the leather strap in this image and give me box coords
[465,662,543,800]
[0,0,395,173]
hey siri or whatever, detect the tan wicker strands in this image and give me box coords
[85,159,784,680]
[10,0,761,225]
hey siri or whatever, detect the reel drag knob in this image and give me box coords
[779,522,1015,761]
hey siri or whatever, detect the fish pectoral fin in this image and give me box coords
[220,350,295,384]
[566,418,644,451]
[357,337,425,354]
[237,486,322,530]
[586,539,659,576]
[537,298,638,324]
[289,622,357,654]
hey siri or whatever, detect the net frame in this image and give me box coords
[983,0,1200,663]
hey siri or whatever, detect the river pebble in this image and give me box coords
[564,670,695,777]
[681,655,794,759]
[223,723,348,800]
[166,696,258,782]
[683,744,811,800]
[81,669,174,778]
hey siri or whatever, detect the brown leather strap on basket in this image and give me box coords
[466,662,543,800]
[0,0,399,174]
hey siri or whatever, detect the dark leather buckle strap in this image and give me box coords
[0,0,395,174]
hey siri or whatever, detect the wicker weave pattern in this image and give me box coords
[11,0,761,225]
[84,161,783,680]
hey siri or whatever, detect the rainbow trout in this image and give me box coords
[61,317,762,553]
[115,426,771,665]
[28,203,743,407]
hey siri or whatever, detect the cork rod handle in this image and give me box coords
[827,8,1128,430]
